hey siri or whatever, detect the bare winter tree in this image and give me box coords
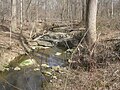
[86,0,98,55]
[82,0,86,23]
[11,0,17,31]
[111,0,114,18]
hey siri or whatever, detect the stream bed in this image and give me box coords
[0,46,71,90]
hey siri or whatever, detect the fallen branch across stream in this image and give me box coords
[48,24,85,32]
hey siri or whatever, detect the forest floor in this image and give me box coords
[45,29,120,90]
[0,21,120,90]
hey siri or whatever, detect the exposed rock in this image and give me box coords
[37,40,53,47]
[0,68,45,90]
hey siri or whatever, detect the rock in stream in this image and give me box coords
[0,68,45,90]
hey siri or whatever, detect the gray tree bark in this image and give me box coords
[11,0,17,31]
[86,0,98,53]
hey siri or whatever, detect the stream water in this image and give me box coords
[37,47,70,67]
[0,46,71,90]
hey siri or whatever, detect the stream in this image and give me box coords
[0,46,71,90]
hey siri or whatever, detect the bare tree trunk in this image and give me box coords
[20,0,23,34]
[86,0,98,54]
[82,0,86,23]
[25,0,32,21]
[36,0,39,22]
[111,0,114,18]
[44,0,47,22]
[11,0,17,31]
